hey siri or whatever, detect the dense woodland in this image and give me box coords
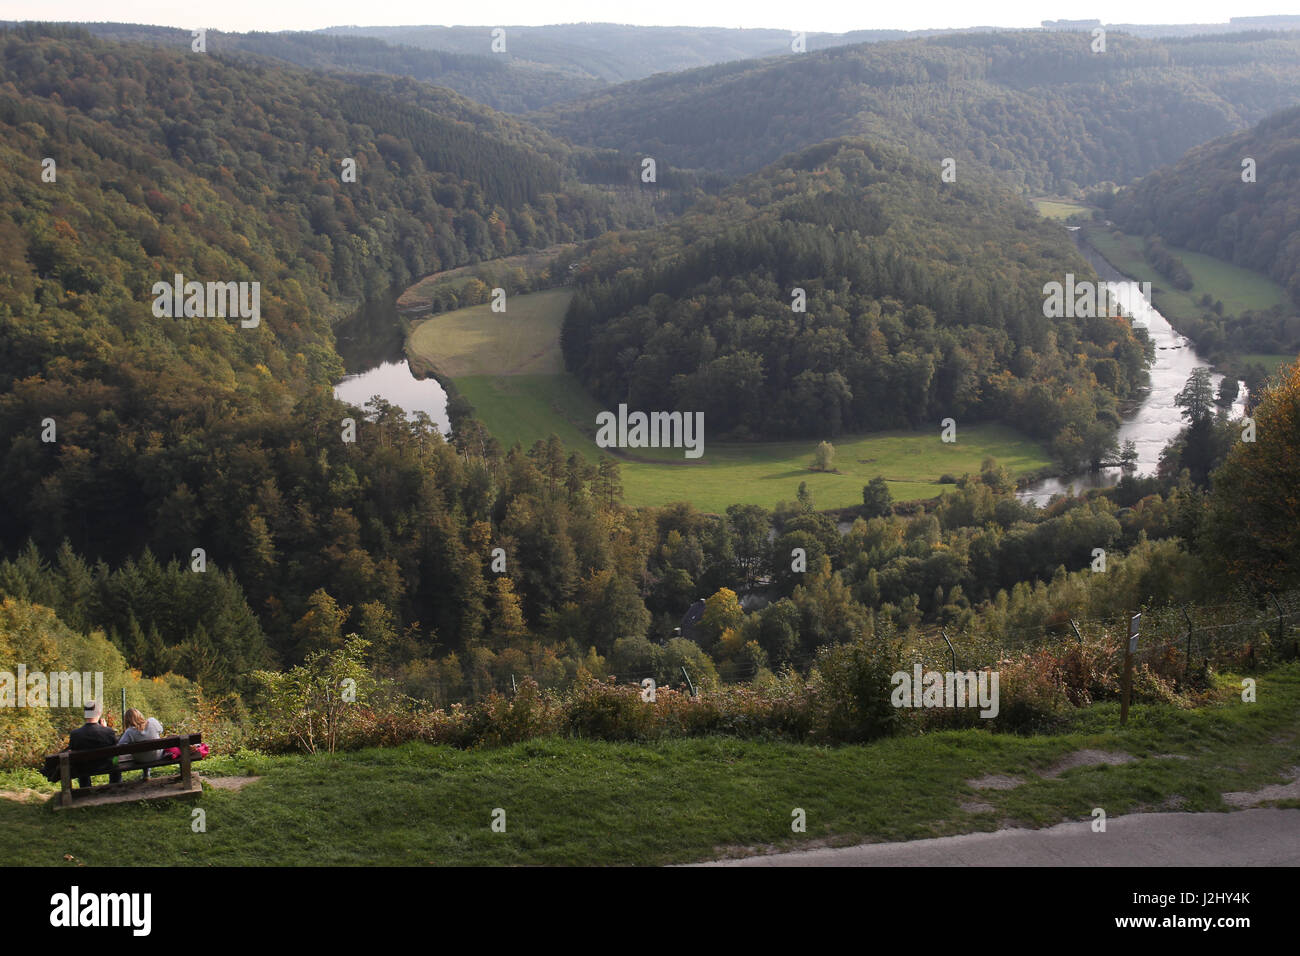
[564,139,1149,467]
[0,24,1297,727]
[0,26,626,685]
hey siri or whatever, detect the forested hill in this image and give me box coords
[327,21,1300,81]
[0,24,637,675]
[0,26,624,303]
[1110,105,1300,308]
[563,138,1148,467]
[45,22,604,112]
[532,30,1300,193]
[321,23,798,85]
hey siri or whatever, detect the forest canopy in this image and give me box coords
[563,139,1149,467]
[533,30,1300,195]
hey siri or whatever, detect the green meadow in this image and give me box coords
[407,287,570,378]
[409,290,1053,512]
[1033,198,1090,220]
[1083,227,1290,322]
[2,666,1296,866]
[1234,352,1300,377]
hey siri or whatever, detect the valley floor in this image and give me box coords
[406,291,1052,511]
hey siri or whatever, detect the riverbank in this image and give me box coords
[1016,231,1248,504]
[395,288,1055,511]
[1082,225,1290,324]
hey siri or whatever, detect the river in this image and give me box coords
[1017,234,1246,505]
[332,294,451,435]
[332,241,1243,503]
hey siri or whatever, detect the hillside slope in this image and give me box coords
[562,138,1148,467]
[533,31,1300,193]
[1111,104,1300,310]
[0,25,630,669]
[61,22,603,112]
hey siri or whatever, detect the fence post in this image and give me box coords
[1182,606,1194,679]
[1269,594,1288,655]
[941,630,959,714]
[940,630,958,672]
[1121,612,1140,726]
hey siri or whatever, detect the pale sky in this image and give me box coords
[1,1,1292,34]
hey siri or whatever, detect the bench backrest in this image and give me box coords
[56,733,203,765]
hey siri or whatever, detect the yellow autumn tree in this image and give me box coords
[700,587,744,647]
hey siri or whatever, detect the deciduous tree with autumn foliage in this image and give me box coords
[1204,360,1300,591]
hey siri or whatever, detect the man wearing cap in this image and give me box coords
[69,700,122,788]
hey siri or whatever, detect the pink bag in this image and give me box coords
[163,743,209,759]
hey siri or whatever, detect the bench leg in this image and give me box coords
[59,754,72,808]
[180,747,192,790]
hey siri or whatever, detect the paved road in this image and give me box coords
[696,809,1300,866]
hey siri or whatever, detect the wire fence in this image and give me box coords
[401,591,1300,708]
[909,591,1300,678]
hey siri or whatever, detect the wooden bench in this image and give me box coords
[42,733,206,809]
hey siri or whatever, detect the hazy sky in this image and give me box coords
[4,2,1291,34]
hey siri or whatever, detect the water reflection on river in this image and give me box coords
[334,360,450,435]
[1018,241,1245,505]
[331,249,1247,507]
[331,294,450,435]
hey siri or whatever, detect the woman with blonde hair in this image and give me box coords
[117,707,164,779]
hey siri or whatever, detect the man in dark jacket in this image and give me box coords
[69,700,121,788]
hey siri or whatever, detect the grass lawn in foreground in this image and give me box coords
[410,290,1053,511]
[2,666,1296,866]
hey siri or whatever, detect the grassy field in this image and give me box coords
[2,665,1296,866]
[454,372,1049,512]
[409,291,1053,512]
[1083,227,1290,321]
[407,288,571,377]
[1033,198,1090,220]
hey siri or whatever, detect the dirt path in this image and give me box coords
[694,809,1300,866]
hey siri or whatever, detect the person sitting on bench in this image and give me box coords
[117,708,164,780]
[69,700,121,788]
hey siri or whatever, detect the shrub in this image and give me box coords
[990,648,1073,732]
[473,679,560,747]
[812,441,836,472]
[807,632,902,742]
[565,678,653,741]
[249,635,375,754]
[862,476,892,518]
